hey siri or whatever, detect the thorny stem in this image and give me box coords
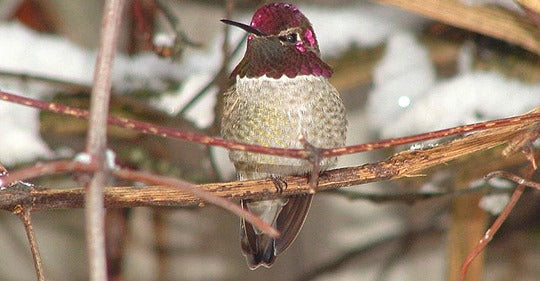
[85,0,125,280]
[13,206,45,281]
[1,90,539,161]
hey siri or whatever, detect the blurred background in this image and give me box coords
[0,0,539,280]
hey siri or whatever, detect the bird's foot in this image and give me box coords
[299,135,322,193]
[270,175,288,194]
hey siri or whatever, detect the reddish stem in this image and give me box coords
[1,90,539,160]
[485,171,540,190]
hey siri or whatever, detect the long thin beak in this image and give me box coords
[221,19,267,36]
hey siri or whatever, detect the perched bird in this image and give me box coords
[220,2,347,269]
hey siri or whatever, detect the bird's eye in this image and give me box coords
[279,33,298,43]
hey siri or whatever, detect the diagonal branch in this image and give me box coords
[459,165,537,281]
[13,205,45,281]
[0,160,278,237]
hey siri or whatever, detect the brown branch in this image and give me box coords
[112,168,277,236]
[0,115,536,211]
[503,123,540,169]
[85,0,125,280]
[0,160,278,238]
[13,205,45,281]
[375,0,540,55]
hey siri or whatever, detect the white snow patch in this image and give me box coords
[487,176,514,189]
[0,83,53,165]
[151,73,217,128]
[0,22,185,92]
[479,193,510,215]
[153,33,175,48]
[74,153,92,164]
[468,178,486,189]
[211,146,236,180]
[378,72,540,138]
[303,3,426,55]
[366,32,436,131]
[0,21,224,165]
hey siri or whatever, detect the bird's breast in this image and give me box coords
[221,75,347,176]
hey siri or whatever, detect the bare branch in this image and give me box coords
[1,90,539,161]
[0,160,278,238]
[85,0,126,280]
[0,116,535,212]
[13,206,45,281]
[485,170,540,190]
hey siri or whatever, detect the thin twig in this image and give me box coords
[485,171,540,190]
[458,166,537,281]
[13,205,45,281]
[112,168,278,236]
[152,209,168,281]
[1,90,539,160]
[0,160,278,238]
[85,0,126,280]
[0,112,536,211]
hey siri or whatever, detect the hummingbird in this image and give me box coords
[220,2,347,269]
